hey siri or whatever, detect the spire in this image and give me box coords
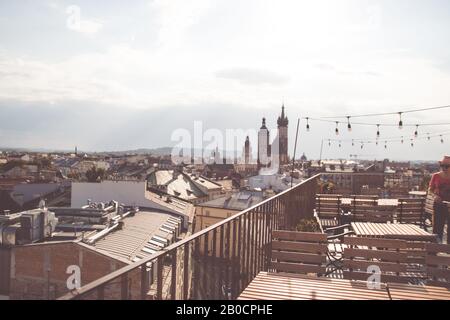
[260,117,267,130]
[277,103,289,127]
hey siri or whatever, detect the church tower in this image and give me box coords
[244,135,251,164]
[277,104,289,165]
[258,118,271,168]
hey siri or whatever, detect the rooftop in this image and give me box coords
[91,210,181,262]
[197,190,264,211]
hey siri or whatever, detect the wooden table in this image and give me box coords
[238,272,450,300]
[238,272,390,300]
[387,282,450,300]
[351,222,437,242]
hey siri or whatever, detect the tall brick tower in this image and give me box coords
[277,104,289,165]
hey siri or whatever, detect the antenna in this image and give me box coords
[291,118,300,188]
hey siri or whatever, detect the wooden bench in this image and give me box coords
[425,243,450,288]
[271,230,328,276]
[397,198,426,227]
[342,236,416,284]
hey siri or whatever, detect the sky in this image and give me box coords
[0,0,450,160]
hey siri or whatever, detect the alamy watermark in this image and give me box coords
[170,121,283,174]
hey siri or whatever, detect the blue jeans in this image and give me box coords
[433,202,449,242]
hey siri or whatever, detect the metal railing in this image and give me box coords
[58,174,320,300]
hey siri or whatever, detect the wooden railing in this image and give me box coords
[58,174,320,300]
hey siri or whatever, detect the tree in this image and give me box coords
[85,166,105,182]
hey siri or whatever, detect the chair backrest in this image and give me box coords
[342,236,411,283]
[424,193,435,216]
[315,194,342,219]
[425,243,450,288]
[388,187,410,199]
[350,196,394,223]
[271,230,328,276]
[397,198,426,226]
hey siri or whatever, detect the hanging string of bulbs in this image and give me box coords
[303,104,450,136]
[325,130,450,149]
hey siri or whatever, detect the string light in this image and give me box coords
[384,141,387,149]
[303,104,450,135]
[414,125,419,138]
[323,130,450,149]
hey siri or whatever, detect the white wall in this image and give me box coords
[71,180,192,229]
[72,181,151,208]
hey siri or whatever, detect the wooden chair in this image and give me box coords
[271,230,328,276]
[315,194,343,229]
[389,187,410,199]
[349,196,394,223]
[397,198,426,227]
[424,193,436,228]
[342,236,421,284]
[425,243,450,288]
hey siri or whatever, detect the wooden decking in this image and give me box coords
[238,272,390,300]
[238,272,450,300]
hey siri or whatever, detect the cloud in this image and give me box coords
[215,67,290,85]
[314,63,336,71]
[314,63,380,77]
[149,0,211,48]
[75,19,103,34]
[65,5,103,34]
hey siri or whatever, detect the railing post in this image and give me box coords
[237,216,243,294]
[219,224,224,299]
[231,218,237,299]
[183,243,190,300]
[212,228,217,298]
[97,285,105,300]
[225,222,231,299]
[157,256,163,300]
[121,274,128,300]
[203,233,209,299]
[140,264,149,300]
[171,250,177,300]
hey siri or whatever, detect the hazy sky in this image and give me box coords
[1,0,450,160]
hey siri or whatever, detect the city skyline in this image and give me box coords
[1,1,450,160]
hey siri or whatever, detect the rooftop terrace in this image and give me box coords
[58,174,450,300]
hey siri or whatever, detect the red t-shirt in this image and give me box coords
[429,173,450,201]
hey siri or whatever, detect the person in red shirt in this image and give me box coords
[429,155,450,242]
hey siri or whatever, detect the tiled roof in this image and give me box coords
[92,210,180,262]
